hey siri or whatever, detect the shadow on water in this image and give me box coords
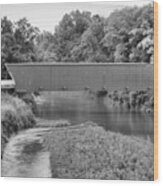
[36,91,154,141]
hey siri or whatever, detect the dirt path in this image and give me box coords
[2,128,52,178]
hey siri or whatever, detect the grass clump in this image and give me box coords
[1,94,36,155]
[45,122,153,180]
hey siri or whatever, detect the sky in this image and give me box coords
[0,0,153,33]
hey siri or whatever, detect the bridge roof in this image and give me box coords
[6,62,152,67]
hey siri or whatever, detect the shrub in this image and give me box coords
[21,93,37,114]
[107,88,154,113]
[1,94,36,155]
[45,122,153,180]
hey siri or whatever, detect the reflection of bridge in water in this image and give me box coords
[6,63,153,92]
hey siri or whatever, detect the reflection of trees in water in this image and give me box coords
[35,91,153,139]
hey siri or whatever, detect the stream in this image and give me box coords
[2,91,154,178]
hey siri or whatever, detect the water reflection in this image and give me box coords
[36,91,154,141]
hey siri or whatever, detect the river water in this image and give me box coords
[36,91,154,140]
[2,91,153,178]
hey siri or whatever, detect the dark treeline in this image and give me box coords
[1,4,153,79]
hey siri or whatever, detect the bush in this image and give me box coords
[107,88,154,113]
[1,94,36,155]
[21,93,37,114]
[45,122,153,180]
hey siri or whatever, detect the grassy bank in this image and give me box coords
[44,122,153,180]
[1,94,36,155]
[1,93,154,180]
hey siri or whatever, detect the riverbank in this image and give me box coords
[1,117,154,180]
[1,94,36,156]
[44,121,154,180]
[1,93,154,180]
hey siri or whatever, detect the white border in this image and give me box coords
[0,0,162,186]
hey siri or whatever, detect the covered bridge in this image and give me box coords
[6,63,154,92]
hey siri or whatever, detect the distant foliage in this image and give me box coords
[1,4,154,79]
[45,122,154,180]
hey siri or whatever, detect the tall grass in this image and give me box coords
[1,94,36,155]
[45,122,154,180]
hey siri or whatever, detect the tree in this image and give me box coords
[1,17,15,79]
[129,5,154,63]
[1,3,154,78]
[71,15,107,62]
[53,10,92,62]
[1,17,40,79]
[13,18,40,62]
[1,17,39,63]
[35,31,56,62]
[102,4,153,63]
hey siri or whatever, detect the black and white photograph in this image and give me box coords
[1,0,155,180]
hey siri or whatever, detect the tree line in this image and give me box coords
[1,4,153,79]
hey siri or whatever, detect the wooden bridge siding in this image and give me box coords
[50,66,104,91]
[6,63,153,92]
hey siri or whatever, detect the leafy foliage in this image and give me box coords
[1,17,39,79]
[102,4,153,63]
[35,31,56,62]
[107,88,154,113]
[1,94,36,155]
[53,10,92,62]
[1,4,154,79]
